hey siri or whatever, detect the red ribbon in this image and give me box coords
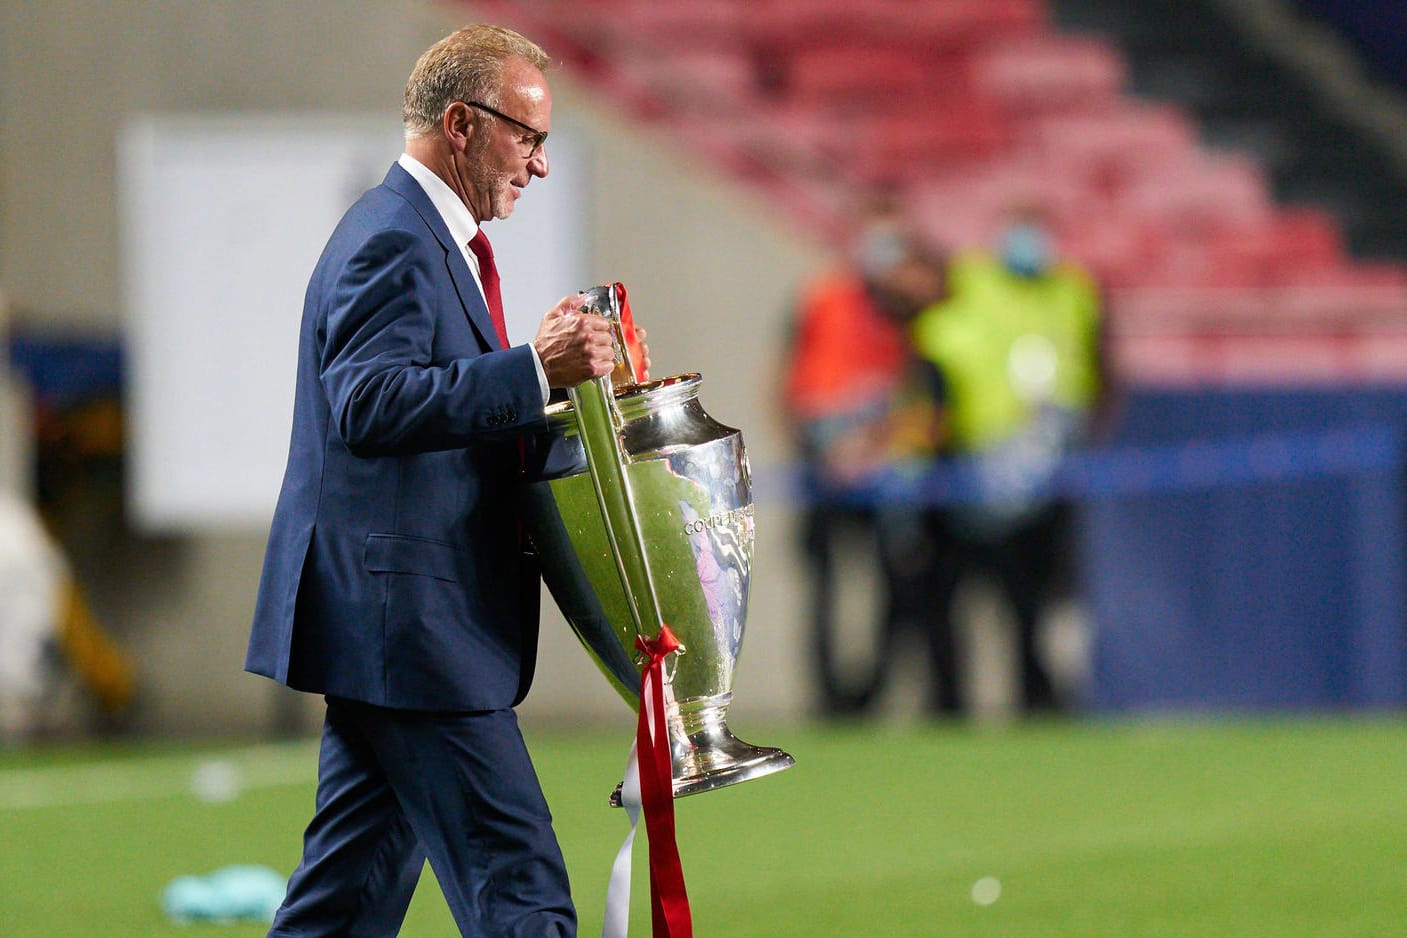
[613,282,649,383]
[635,626,693,938]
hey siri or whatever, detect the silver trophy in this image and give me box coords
[522,284,794,802]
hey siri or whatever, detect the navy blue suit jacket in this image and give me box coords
[247,162,550,711]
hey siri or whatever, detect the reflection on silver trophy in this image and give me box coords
[522,283,794,801]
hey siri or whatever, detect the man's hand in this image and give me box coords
[533,295,617,388]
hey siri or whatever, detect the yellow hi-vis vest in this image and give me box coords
[912,252,1102,454]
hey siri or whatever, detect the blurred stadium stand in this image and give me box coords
[467,0,1407,387]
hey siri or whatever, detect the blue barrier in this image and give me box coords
[767,387,1407,713]
[764,424,1402,509]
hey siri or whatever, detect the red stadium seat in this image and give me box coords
[1258,208,1349,281]
[969,35,1127,114]
[613,47,760,115]
[1117,153,1273,234]
[1029,104,1200,195]
[1274,278,1407,326]
[779,45,933,108]
[837,104,1015,184]
[871,0,1047,47]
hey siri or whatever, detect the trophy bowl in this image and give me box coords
[522,372,794,801]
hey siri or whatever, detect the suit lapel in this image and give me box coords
[382,163,506,352]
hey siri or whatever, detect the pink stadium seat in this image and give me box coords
[659,105,836,183]
[1029,104,1200,195]
[1117,153,1273,234]
[1055,215,1165,287]
[738,0,1046,50]
[905,156,1100,250]
[1122,331,1407,385]
[1212,336,1358,383]
[744,0,897,47]
[545,0,748,47]
[618,0,748,38]
[1109,286,1280,335]
[1349,331,1407,381]
[1274,277,1407,325]
[871,0,1047,47]
[612,48,760,115]
[1257,208,1348,281]
[969,35,1127,114]
[838,104,1014,184]
[984,160,1097,227]
[908,197,998,253]
[780,45,932,107]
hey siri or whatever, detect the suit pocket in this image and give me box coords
[364,533,468,583]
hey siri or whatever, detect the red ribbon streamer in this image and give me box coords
[613,282,649,383]
[635,626,693,938]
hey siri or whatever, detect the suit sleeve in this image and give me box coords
[318,227,546,457]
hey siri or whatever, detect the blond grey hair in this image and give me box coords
[402,25,551,137]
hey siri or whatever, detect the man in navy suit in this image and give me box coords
[246,24,630,937]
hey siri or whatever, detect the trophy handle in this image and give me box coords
[567,369,671,653]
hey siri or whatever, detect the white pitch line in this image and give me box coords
[0,740,320,811]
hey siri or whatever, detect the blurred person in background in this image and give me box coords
[912,207,1114,715]
[0,293,132,743]
[0,490,62,743]
[781,203,949,718]
[246,25,632,938]
[0,489,134,743]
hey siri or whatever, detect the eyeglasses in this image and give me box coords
[462,101,548,158]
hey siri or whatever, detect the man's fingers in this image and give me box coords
[542,294,588,321]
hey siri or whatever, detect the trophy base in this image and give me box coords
[610,721,795,807]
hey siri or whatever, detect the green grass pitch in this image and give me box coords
[2,717,1403,936]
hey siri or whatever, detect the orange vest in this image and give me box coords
[783,271,906,420]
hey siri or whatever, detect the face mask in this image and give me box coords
[855,226,907,280]
[1000,223,1051,278]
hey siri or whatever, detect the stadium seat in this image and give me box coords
[1258,208,1349,281]
[1275,279,1407,326]
[837,105,1014,185]
[1117,153,1273,234]
[1110,286,1280,335]
[778,45,932,108]
[869,0,1047,47]
[1028,103,1200,195]
[969,35,1128,114]
[612,48,760,116]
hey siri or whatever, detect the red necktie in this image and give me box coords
[468,229,510,348]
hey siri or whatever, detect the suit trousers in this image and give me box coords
[268,697,575,938]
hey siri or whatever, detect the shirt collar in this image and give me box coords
[397,152,479,250]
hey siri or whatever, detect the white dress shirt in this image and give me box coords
[396,153,549,403]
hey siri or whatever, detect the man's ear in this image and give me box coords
[443,101,475,151]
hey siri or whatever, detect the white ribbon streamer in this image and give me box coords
[601,739,642,938]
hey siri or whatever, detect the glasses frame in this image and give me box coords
[462,100,548,158]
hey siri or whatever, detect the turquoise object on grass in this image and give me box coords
[160,865,287,924]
